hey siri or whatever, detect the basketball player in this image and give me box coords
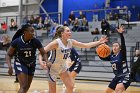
[62,47,82,93]
[38,26,108,93]
[6,24,49,93]
[130,49,140,81]
[99,25,131,93]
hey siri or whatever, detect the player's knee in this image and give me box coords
[105,89,110,93]
[20,84,29,92]
[66,83,74,90]
[105,88,113,93]
[115,87,125,93]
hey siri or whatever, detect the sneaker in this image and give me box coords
[40,89,49,93]
[61,84,66,93]
[73,85,76,93]
[14,80,19,83]
[32,90,40,93]
[44,90,49,93]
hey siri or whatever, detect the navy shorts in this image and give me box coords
[69,62,82,74]
[108,75,131,90]
[14,61,36,75]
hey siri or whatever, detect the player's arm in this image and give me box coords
[6,46,15,76]
[72,36,108,48]
[38,40,58,69]
[38,48,50,69]
[98,55,111,61]
[70,48,80,62]
[117,25,127,61]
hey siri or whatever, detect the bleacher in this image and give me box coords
[0,19,140,82]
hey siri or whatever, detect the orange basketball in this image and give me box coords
[96,44,111,58]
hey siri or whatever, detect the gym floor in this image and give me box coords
[0,76,140,93]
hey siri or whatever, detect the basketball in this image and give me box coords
[96,44,111,58]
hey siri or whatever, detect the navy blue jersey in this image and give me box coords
[100,33,129,77]
[11,35,43,65]
[70,48,81,63]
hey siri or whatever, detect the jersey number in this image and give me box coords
[24,51,31,57]
[112,63,117,70]
[63,53,69,59]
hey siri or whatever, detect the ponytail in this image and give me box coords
[12,24,32,41]
[53,26,65,40]
[12,29,24,41]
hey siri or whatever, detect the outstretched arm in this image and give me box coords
[117,25,126,61]
[72,36,108,48]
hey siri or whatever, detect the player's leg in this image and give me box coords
[48,81,56,93]
[60,71,74,93]
[115,75,131,93]
[17,72,33,93]
[115,83,125,93]
[106,76,120,93]
[69,71,77,92]
[105,87,114,93]
[14,62,34,93]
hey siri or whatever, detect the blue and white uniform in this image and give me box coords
[11,35,43,75]
[69,48,82,74]
[99,33,131,90]
[48,38,72,82]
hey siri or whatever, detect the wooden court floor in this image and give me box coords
[0,76,140,93]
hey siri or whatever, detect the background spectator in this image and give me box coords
[91,28,100,35]
[82,17,89,31]
[1,21,7,33]
[78,11,86,19]
[68,11,75,25]
[0,34,11,50]
[10,19,17,31]
[101,19,110,36]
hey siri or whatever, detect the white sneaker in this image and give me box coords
[61,84,66,93]
[40,89,49,93]
[32,90,40,93]
[61,87,66,93]
[73,85,76,93]
[44,89,49,93]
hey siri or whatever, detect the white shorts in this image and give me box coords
[48,62,67,82]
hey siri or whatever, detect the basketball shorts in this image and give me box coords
[48,62,67,82]
[108,74,131,90]
[14,61,36,75]
[69,62,82,74]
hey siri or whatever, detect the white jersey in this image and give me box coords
[48,38,72,82]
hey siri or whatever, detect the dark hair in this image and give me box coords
[53,25,65,39]
[112,42,121,48]
[12,24,32,41]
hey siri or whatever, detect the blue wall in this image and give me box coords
[41,0,140,22]
[110,0,140,21]
[41,0,105,23]
[40,0,58,22]
[63,0,105,22]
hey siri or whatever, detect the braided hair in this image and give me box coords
[12,24,32,41]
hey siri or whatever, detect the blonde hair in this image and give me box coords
[2,34,11,44]
[53,26,67,39]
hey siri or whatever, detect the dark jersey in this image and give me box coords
[70,48,81,63]
[100,33,129,77]
[11,36,43,65]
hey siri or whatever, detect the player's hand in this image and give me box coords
[117,25,125,33]
[40,61,48,70]
[46,62,52,68]
[8,67,13,76]
[99,35,108,44]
